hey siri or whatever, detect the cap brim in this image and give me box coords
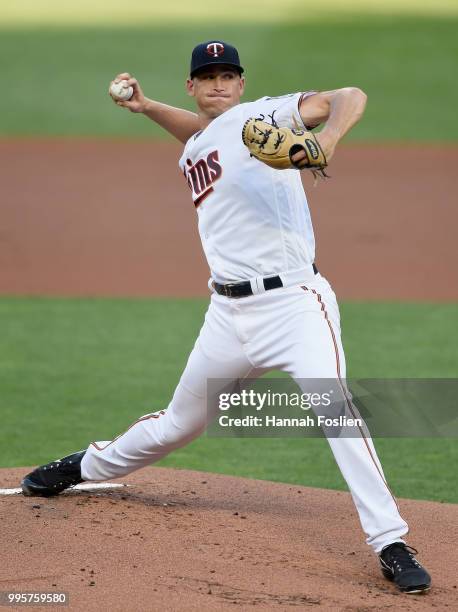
[190,62,244,78]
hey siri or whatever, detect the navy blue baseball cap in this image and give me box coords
[190,40,244,78]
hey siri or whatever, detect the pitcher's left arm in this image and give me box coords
[298,88,367,161]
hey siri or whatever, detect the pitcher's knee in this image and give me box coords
[155,418,206,450]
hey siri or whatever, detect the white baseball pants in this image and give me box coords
[81,273,408,553]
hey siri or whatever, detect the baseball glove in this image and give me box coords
[242,118,328,178]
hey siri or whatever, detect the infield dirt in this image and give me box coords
[0,140,456,301]
[1,466,457,611]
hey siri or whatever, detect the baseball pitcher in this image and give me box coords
[21,41,431,594]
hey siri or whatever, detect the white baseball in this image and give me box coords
[110,80,133,101]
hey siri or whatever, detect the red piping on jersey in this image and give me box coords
[301,285,403,515]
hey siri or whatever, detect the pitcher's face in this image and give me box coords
[187,65,245,118]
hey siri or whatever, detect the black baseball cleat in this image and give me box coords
[21,451,86,497]
[379,542,431,594]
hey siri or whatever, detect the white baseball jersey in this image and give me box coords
[83,90,409,555]
[179,92,317,283]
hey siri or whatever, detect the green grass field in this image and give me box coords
[1,297,456,503]
[1,16,457,140]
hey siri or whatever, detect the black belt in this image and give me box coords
[213,264,318,298]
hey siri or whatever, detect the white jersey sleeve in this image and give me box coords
[241,91,317,131]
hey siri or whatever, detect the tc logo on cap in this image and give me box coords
[206,42,224,58]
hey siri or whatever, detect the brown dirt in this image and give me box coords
[0,139,456,301]
[0,467,457,611]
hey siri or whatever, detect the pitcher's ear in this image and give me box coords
[186,78,195,97]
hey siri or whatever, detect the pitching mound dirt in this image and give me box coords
[0,466,456,611]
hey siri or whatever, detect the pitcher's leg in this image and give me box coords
[81,298,253,481]
[287,280,408,553]
[81,364,208,481]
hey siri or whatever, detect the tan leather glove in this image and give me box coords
[242,118,328,177]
